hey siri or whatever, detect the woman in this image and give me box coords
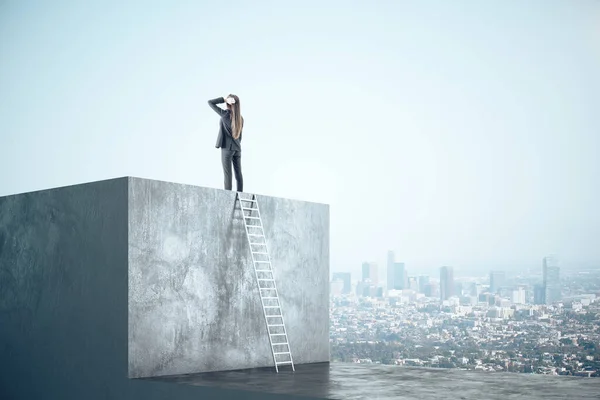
[208,94,244,192]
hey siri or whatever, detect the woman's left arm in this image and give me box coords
[207,97,225,116]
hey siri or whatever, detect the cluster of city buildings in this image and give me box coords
[331,252,562,306]
[329,252,600,377]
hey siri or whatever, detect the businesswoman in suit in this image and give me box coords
[208,94,244,192]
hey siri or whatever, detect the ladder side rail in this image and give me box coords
[253,195,295,371]
[239,193,279,371]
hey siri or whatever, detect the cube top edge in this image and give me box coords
[0,176,330,208]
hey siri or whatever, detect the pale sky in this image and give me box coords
[1,0,599,279]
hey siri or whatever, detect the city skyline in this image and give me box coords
[332,251,568,304]
[335,251,578,285]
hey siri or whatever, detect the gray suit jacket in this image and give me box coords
[208,97,243,151]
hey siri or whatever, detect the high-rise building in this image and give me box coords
[386,251,407,290]
[512,285,526,304]
[355,281,364,297]
[489,271,506,294]
[386,251,395,290]
[543,256,561,304]
[440,266,454,301]
[466,282,479,297]
[332,272,351,294]
[362,262,378,286]
[479,293,492,304]
[533,284,545,305]
[418,275,430,293]
[393,262,406,289]
[454,282,463,297]
[423,283,437,298]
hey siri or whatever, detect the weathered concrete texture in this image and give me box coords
[128,178,330,378]
[0,178,130,400]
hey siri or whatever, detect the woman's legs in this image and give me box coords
[221,149,233,190]
[232,151,243,192]
[221,149,243,191]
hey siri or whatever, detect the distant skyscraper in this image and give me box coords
[423,283,436,298]
[384,250,406,290]
[533,284,545,305]
[479,293,492,304]
[489,271,506,294]
[440,266,454,301]
[454,282,463,297]
[512,286,526,304]
[418,275,430,293]
[392,262,406,290]
[543,256,561,304]
[362,262,378,286]
[332,272,351,294]
[386,251,395,290]
[355,281,364,297]
[466,282,479,297]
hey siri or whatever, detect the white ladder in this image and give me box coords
[237,192,295,373]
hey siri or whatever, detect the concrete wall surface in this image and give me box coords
[0,178,134,400]
[128,177,330,378]
[0,177,329,399]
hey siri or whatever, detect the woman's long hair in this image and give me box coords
[227,94,243,140]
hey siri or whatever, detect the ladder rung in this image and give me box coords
[254,261,271,264]
[245,216,261,220]
[250,242,266,246]
[255,269,272,272]
[253,251,269,255]
[239,198,257,202]
[248,233,264,237]
[262,296,278,299]
[258,278,274,281]
[241,206,258,210]
[263,306,280,308]
[270,333,286,336]
[268,323,284,327]
[277,361,294,365]
[274,352,290,355]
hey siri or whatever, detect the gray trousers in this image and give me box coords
[221,149,243,192]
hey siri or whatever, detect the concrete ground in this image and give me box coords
[144,361,600,400]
